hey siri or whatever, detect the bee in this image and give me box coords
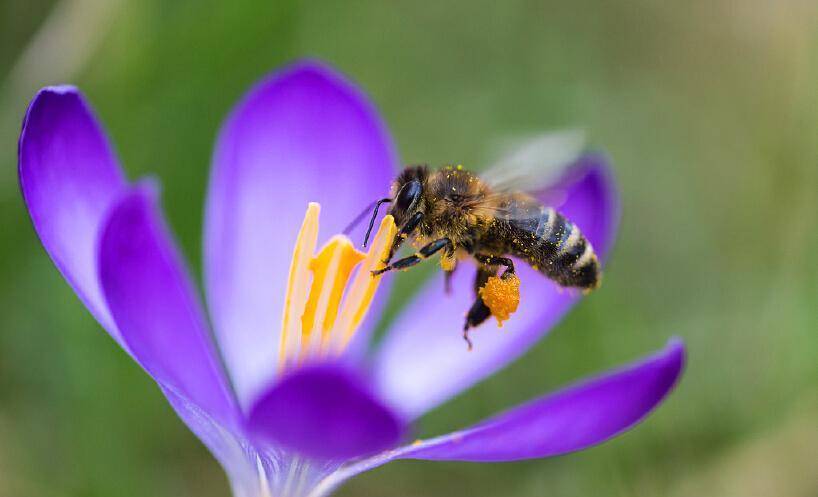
[349,132,601,348]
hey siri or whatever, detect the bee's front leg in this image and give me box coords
[385,211,423,264]
[373,237,452,276]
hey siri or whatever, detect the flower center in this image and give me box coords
[278,202,396,371]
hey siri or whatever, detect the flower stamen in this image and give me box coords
[300,236,365,358]
[279,203,396,371]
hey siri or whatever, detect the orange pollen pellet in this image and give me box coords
[478,274,520,327]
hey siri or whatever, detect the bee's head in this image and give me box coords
[353,165,428,248]
[388,165,427,226]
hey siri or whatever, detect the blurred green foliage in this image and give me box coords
[1,1,816,496]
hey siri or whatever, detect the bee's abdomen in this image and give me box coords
[510,207,601,290]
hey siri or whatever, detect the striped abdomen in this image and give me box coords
[506,206,600,290]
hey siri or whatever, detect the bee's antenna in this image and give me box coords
[362,198,392,248]
[344,198,393,245]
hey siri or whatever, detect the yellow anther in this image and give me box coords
[479,274,521,327]
[279,203,320,369]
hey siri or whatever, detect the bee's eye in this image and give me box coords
[396,180,422,211]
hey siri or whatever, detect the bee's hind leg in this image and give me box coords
[463,301,490,350]
[474,254,515,277]
[462,265,499,349]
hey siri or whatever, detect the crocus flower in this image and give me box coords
[18,59,685,497]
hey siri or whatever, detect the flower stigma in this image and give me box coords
[279,203,396,371]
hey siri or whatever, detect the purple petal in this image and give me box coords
[18,86,127,343]
[373,155,620,418]
[204,60,397,407]
[402,339,684,461]
[160,386,251,477]
[247,364,404,460]
[310,340,684,496]
[99,185,239,428]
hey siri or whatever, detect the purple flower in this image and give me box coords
[18,60,685,497]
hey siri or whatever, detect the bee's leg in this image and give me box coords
[442,245,457,294]
[474,254,515,278]
[373,237,452,275]
[444,268,455,294]
[463,265,498,348]
[385,212,423,263]
[473,263,498,292]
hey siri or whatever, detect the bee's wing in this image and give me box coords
[480,129,585,194]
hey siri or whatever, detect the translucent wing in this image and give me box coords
[480,129,585,194]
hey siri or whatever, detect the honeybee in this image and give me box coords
[350,131,601,348]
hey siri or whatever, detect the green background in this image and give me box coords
[1,1,817,496]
